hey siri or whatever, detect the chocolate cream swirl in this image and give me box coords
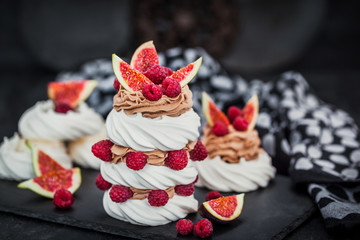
[113,85,193,118]
[202,124,261,163]
[130,186,175,200]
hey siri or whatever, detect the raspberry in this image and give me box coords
[227,106,242,123]
[175,183,195,196]
[109,185,133,203]
[233,116,249,131]
[142,84,162,101]
[165,149,188,170]
[193,175,199,184]
[54,103,73,114]
[212,121,229,136]
[148,189,169,206]
[92,140,114,162]
[95,173,112,191]
[189,141,208,161]
[113,78,120,91]
[176,219,194,235]
[144,64,173,84]
[53,189,74,209]
[194,219,213,238]
[162,77,181,98]
[126,151,147,170]
[205,191,222,201]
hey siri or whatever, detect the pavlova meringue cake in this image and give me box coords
[92,41,207,226]
[194,92,276,192]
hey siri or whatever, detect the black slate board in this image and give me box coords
[0,169,315,240]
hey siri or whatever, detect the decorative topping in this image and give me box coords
[233,116,249,131]
[189,141,208,161]
[53,189,74,209]
[175,183,195,196]
[227,106,242,123]
[91,140,114,162]
[212,121,229,136]
[162,77,181,98]
[169,57,202,87]
[148,189,169,207]
[113,78,120,91]
[142,84,163,101]
[205,191,222,201]
[130,40,159,73]
[144,64,173,84]
[130,186,175,200]
[112,54,153,93]
[165,149,188,170]
[48,80,97,108]
[242,94,259,131]
[126,151,148,171]
[95,173,112,191]
[109,185,133,203]
[199,194,245,223]
[54,103,73,114]
[176,219,194,236]
[202,92,230,127]
[194,219,213,238]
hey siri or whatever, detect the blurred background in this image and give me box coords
[1,0,359,138]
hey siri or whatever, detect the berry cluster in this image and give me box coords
[189,141,208,161]
[176,218,213,238]
[53,189,74,209]
[91,140,114,162]
[211,105,249,136]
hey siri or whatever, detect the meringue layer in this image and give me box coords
[100,161,198,190]
[19,100,104,141]
[194,151,276,192]
[106,108,200,151]
[103,191,198,226]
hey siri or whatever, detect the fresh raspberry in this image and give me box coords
[53,189,74,209]
[148,189,169,206]
[176,219,194,235]
[162,77,181,98]
[175,183,195,196]
[142,84,163,101]
[233,116,249,131]
[113,78,120,91]
[144,64,173,84]
[227,106,242,123]
[205,191,222,201]
[109,185,133,203]
[95,173,112,191]
[54,103,73,113]
[91,140,114,162]
[126,151,147,170]
[165,149,188,170]
[212,121,229,136]
[194,219,213,238]
[189,141,208,161]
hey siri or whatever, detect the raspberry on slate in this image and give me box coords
[54,103,73,114]
[53,189,74,209]
[148,189,169,207]
[95,173,112,191]
[165,149,188,170]
[205,191,222,201]
[142,84,163,101]
[176,219,194,235]
[233,116,249,131]
[126,151,147,170]
[109,185,133,203]
[144,64,173,84]
[91,140,114,162]
[113,78,120,91]
[227,106,242,123]
[162,77,181,98]
[175,183,195,196]
[212,121,229,136]
[194,218,213,238]
[189,141,208,161]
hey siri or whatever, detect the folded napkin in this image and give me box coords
[57,48,360,231]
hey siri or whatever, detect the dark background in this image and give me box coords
[0,0,359,239]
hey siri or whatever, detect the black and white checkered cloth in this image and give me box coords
[57,48,360,231]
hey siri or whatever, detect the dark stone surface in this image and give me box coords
[0,169,314,240]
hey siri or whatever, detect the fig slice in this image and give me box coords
[202,92,230,127]
[130,40,159,73]
[169,57,202,87]
[243,94,259,131]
